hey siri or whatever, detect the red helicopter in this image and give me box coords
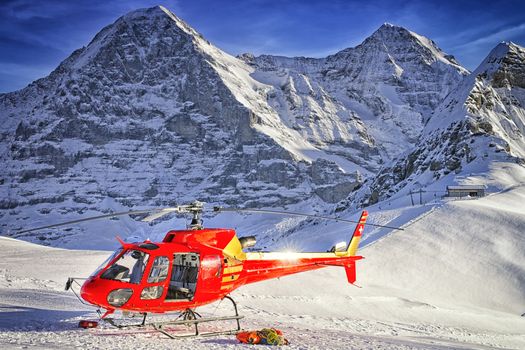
[20,202,401,337]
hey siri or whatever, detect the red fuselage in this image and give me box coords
[80,223,364,314]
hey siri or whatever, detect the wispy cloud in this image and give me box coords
[451,22,525,50]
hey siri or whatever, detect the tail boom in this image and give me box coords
[242,210,368,285]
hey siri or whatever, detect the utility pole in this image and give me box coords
[409,190,414,206]
[419,188,423,205]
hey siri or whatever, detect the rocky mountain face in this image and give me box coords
[1,8,306,216]
[360,42,525,205]
[241,23,467,162]
[0,5,520,245]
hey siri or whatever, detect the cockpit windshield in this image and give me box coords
[90,248,123,278]
[101,249,150,284]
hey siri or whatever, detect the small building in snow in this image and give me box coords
[446,185,486,198]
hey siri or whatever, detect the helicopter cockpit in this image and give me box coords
[89,246,202,304]
[100,249,150,284]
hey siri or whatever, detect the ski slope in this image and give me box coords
[1,176,524,349]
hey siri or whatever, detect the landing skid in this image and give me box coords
[103,296,243,338]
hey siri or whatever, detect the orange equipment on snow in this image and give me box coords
[236,328,289,345]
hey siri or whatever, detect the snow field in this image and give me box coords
[1,177,525,349]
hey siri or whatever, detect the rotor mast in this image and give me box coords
[186,201,204,230]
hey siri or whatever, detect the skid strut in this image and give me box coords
[104,296,243,338]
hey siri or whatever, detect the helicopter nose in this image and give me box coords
[80,278,105,307]
[80,279,95,304]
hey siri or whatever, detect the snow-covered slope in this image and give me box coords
[253,162,525,313]
[1,177,524,349]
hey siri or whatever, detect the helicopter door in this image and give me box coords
[166,253,200,301]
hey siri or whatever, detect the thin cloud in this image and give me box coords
[451,22,525,50]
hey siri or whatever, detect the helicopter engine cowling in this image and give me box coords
[239,236,256,249]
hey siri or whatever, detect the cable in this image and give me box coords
[214,207,404,231]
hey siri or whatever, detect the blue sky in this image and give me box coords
[1,0,524,93]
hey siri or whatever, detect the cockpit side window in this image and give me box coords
[147,256,170,283]
[101,249,150,284]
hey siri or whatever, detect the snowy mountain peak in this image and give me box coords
[235,23,469,181]
[424,40,525,136]
[62,5,224,75]
[373,22,411,35]
[67,6,188,71]
[381,22,396,27]
[476,41,523,64]
[473,41,525,85]
[121,5,166,19]
[116,6,200,40]
[371,22,414,38]
[495,41,521,51]
[360,24,467,72]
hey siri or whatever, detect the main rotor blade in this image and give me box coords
[16,208,176,234]
[141,208,181,222]
[214,207,404,231]
[16,202,206,234]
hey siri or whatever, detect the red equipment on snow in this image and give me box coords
[78,320,98,329]
[236,328,289,345]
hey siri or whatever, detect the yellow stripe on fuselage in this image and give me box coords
[220,283,235,290]
[223,265,243,274]
[222,274,240,283]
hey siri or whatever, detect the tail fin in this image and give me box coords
[344,263,356,284]
[336,211,367,284]
[336,210,368,257]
